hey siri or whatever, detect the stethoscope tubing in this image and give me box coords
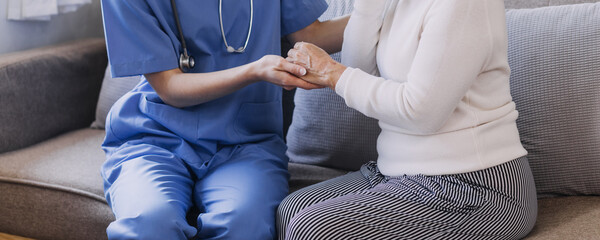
[171,0,254,71]
[219,0,253,53]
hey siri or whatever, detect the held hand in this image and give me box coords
[252,55,325,90]
[286,42,347,89]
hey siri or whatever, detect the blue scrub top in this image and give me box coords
[101,0,327,158]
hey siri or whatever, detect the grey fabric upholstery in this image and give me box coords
[505,0,600,9]
[0,129,112,240]
[0,39,107,154]
[507,3,600,197]
[288,162,348,193]
[91,66,140,129]
[524,196,600,239]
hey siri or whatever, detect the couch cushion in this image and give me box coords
[523,196,600,239]
[288,162,348,193]
[91,66,140,129]
[286,0,381,171]
[507,3,600,197]
[0,39,107,154]
[0,129,112,240]
[505,0,600,9]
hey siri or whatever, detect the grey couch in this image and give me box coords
[1,1,599,239]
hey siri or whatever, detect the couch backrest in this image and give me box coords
[0,39,107,153]
[505,0,600,9]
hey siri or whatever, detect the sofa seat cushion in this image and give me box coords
[0,129,113,240]
[524,196,600,239]
[288,162,349,193]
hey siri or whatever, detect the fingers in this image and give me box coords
[286,49,311,69]
[278,57,307,77]
[257,54,326,90]
[293,42,324,57]
[293,41,304,51]
[279,72,324,90]
[294,41,314,51]
[285,78,324,90]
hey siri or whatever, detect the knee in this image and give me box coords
[277,188,314,224]
[203,204,276,240]
[277,192,297,222]
[278,187,333,238]
[107,205,196,240]
[276,193,302,235]
[285,207,334,240]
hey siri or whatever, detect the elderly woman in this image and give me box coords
[277,0,538,239]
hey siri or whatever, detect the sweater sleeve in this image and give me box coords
[340,0,388,76]
[336,0,494,134]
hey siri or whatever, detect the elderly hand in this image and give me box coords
[253,55,324,91]
[286,42,347,89]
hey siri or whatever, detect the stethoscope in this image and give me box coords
[170,0,254,72]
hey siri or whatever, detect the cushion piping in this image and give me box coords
[0,176,107,204]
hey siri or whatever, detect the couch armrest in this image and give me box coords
[0,38,107,153]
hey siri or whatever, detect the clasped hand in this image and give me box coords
[255,42,346,91]
[286,42,347,90]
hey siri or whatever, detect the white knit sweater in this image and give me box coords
[336,0,527,176]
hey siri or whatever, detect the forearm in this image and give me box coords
[287,16,350,54]
[146,64,256,108]
[146,55,316,108]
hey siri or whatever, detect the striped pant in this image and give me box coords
[277,157,537,240]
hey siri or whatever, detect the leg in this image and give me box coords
[285,185,468,240]
[285,158,538,240]
[193,139,289,240]
[277,162,382,239]
[102,142,197,240]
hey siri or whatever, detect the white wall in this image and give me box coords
[0,0,104,55]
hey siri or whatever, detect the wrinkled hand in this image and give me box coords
[286,42,347,89]
[253,55,325,90]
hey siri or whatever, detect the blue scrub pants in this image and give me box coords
[102,138,289,240]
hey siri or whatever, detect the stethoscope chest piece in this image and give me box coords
[171,0,195,71]
[179,53,195,71]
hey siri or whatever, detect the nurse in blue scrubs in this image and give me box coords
[100,0,348,239]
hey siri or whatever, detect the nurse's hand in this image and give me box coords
[252,55,325,90]
[286,42,347,90]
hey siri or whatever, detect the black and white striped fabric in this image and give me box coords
[277,157,537,240]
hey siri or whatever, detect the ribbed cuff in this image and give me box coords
[334,67,355,97]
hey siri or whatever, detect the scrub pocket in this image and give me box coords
[234,101,282,138]
[142,95,199,141]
